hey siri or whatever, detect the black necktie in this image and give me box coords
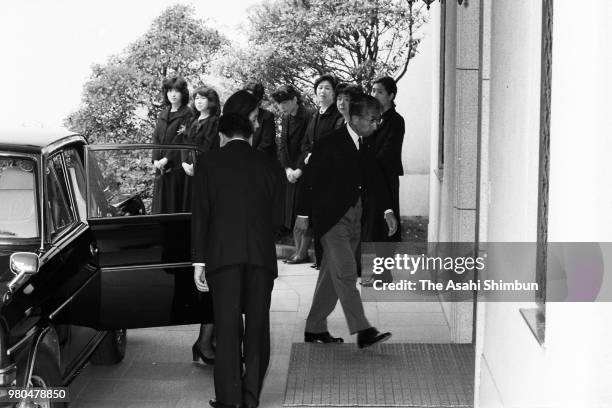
[358,137,363,151]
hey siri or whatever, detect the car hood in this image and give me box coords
[0,245,39,305]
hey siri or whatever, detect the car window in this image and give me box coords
[0,157,38,239]
[45,154,75,238]
[64,148,87,222]
[86,146,196,218]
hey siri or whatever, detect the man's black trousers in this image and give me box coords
[207,264,275,407]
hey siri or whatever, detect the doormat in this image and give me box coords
[283,343,474,407]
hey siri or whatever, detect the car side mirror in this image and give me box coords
[9,252,39,292]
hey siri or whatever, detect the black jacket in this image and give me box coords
[152,105,193,169]
[186,115,220,151]
[252,108,277,159]
[191,140,283,276]
[278,105,314,169]
[370,107,405,177]
[297,126,392,239]
[298,104,343,169]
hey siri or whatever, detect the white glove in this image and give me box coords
[182,162,194,176]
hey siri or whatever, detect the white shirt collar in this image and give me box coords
[226,138,250,144]
[346,123,361,150]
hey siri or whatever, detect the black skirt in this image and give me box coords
[152,168,187,214]
[284,176,307,230]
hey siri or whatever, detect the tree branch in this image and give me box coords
[395,3,415,82]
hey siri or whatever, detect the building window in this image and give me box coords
[521,0,553,346]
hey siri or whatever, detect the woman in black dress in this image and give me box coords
[298,74,343,267]
[182,86,221,366]
[182,86,221,209]
[272,85,314,263]
[299,74,343,168]
[151,76,193,214]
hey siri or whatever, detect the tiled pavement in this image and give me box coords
[69,261,452,407]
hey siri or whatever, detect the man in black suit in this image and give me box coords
[361,76,406,286]
[295,94,397,348]
[192,110,283,408]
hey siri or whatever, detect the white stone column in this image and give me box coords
[443,0,481,344]
[473,0,492,404]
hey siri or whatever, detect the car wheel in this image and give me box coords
[24,348,67,408]
[90,329,127,365]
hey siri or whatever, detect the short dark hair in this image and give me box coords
[349,93,382,118]
[313,74,338,94]
[244,80,265,102]
[218,112,253,139]
[223,90,259,118]
[271,85,301,104]
[162,76,190,106]
[336,83,364,99]
[192,86,221,117]
[373,76,398,98]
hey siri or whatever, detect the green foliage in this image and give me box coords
[66,59,152,144]
[91,149,161,215]
[65,4,227,144]
[219,0,427,99]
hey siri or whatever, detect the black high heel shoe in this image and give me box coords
[284,256,310,264]
[192,342,215,365]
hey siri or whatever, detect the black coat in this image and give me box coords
[151,105,193,214]
[278,105,313,169]
[298,104,343,169]
[278,105,314,229]
[181,115,220,211]
[367,107,405,241]
[152,105,193,166]
[297,126,392,240]
[370,107,405,177]
[191,140,284,276]
[183,115,220,160]
[252,108,277,159]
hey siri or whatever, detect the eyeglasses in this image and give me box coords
[366,116,381,125]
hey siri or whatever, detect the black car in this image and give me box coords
[0,129,203,407]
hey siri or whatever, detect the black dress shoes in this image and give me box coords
[209,399,241,408]
[360,270,393,287]
[304,331,344,343]
[357,327,392,349]
[284,257,310,264]
[209,399,257,408]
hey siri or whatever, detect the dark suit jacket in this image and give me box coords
[297,126,392,240]
[191,140,283,277]
[252,108,277,159]
[370,107,405,177]
[366,107,404,241]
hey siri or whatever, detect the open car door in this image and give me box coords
[75,143,205,330]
